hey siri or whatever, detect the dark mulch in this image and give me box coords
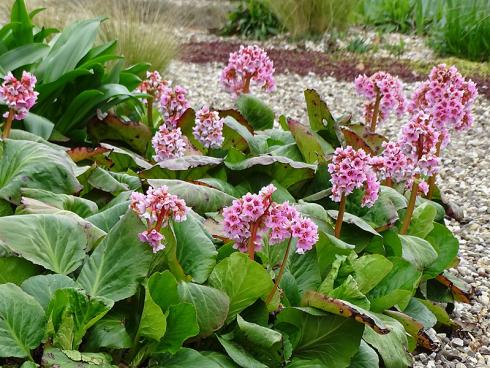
[180,41,489,99]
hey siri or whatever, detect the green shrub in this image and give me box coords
[266,0,359,38]
[430,0,490,61]
[221,0,282,40]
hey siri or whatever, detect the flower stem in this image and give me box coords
[384,178,393,187]
[370,87,382,132]
[247,224,258,261]
[243,75,251,94]
[2,109,15,139]
[334,193,346,238]
[400,181,418,235]
[265,236,293,305]
[427,137,443,199]
[147,96,154,129]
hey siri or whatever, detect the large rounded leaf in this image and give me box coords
[77,211,153,302]
[0,257,40,285]
[0,139,81,204]
[236,94,275,130]
[208,253,273,323]
[21,274,77,311]
[0,214,88,274]
[0,283,45,359]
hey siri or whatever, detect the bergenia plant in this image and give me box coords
[409,64,478,197]
[136,70,169,128]
[328,146,380,238]
[152,125,187,162]
[159,84,190,128]
[223,184,318,304]
[130,185,189,252]
[220,45,276,97]
[193,106,224,149]
[0,71,38,138]
[355,71,406,132]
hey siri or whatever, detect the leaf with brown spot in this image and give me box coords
[384,310,440,351]
[435,274,471,303]
[342,124,387,155]
[304,89,340,146]
[302,290,390,334]
[67,147,112,168]
[87,113,152,154]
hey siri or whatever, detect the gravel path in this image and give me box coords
[166,60,490,368]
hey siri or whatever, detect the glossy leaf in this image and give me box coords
[236,94,275,130]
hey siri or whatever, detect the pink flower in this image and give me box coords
[152,125,186,162]
[136,70,169,103]
[0,71,38,120]
[220,45,276,97]
[223,185,318,254]
[159,84,190,128]
[355,71,406,125]
[374,141,415,183]
[193,106,224,149]
[138,229,164,253]
[328,146,380,207]
[409,64,478,134]
[130,185,189,252]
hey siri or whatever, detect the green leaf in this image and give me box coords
[0,44,49,77]
[41,347,115,367]
[315,233,354,277]
[287,248,322,295]
[236,315,282,348]
[172,213,218,283]
[223,116,266,154]
[217,335,268,368]
[35,18,101,83]
[86,200,130,232]
[0,139,81,204]
[236,94,274,130]
[0,283,45,359]
[46,287,113,350]
[0,257,40,285]
[399,235,438,271]
[348,340,379,368]
[148,271,180,312]
[202,351,240,367]
[275,307,364,368]
[304,89,339,146]
[367,257,421,312]
[351,254,393,294]
[78,211,153,301]
[21,188,98,218]
[86,314,132,350]
[22,112,55,140]
[288,118,334,163]
[87,167,129,194]
[156,303,199,353]
[178,282,230,337]
[137,281,167,341]
[140,156,223,181]
[363,314,412,368]
[423,223,459,279]
[0,214,88,274]
[415,298,458,328]
[148,179,235,214]
[407,202,436,238]
[21,274,76,310]
[328,275,371,309]
[209,253,273,323]
[10,0,33,46]
[403,298,437,329]
[155,348,224,368]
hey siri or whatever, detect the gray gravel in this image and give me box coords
[166,60,490,368]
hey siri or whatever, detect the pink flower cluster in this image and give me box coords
[223,184,318,254]
[159,84,190,128]
[220,45,276,97]
[130,185,189,252]
[136,71,169,103]
[193,106,224,149]
[328,146,380,207]
[152,125,186,162]
[0,71,38,120]
[355,71,406,125]
[409,64,478,133]
[373,141,415,183]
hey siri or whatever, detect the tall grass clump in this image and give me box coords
[266,0,359,38]
[431,0,489,61]
[25,0,189,71]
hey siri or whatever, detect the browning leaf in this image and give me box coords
[435,274,471,303]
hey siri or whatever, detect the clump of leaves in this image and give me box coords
[221,0,282,40]
[346,37,373,53]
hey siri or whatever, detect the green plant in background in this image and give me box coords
[384,38,406,57]
[266,0,359,38]
[221,0,282,40]
[346,37,373,53]
[430,0,490,61]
